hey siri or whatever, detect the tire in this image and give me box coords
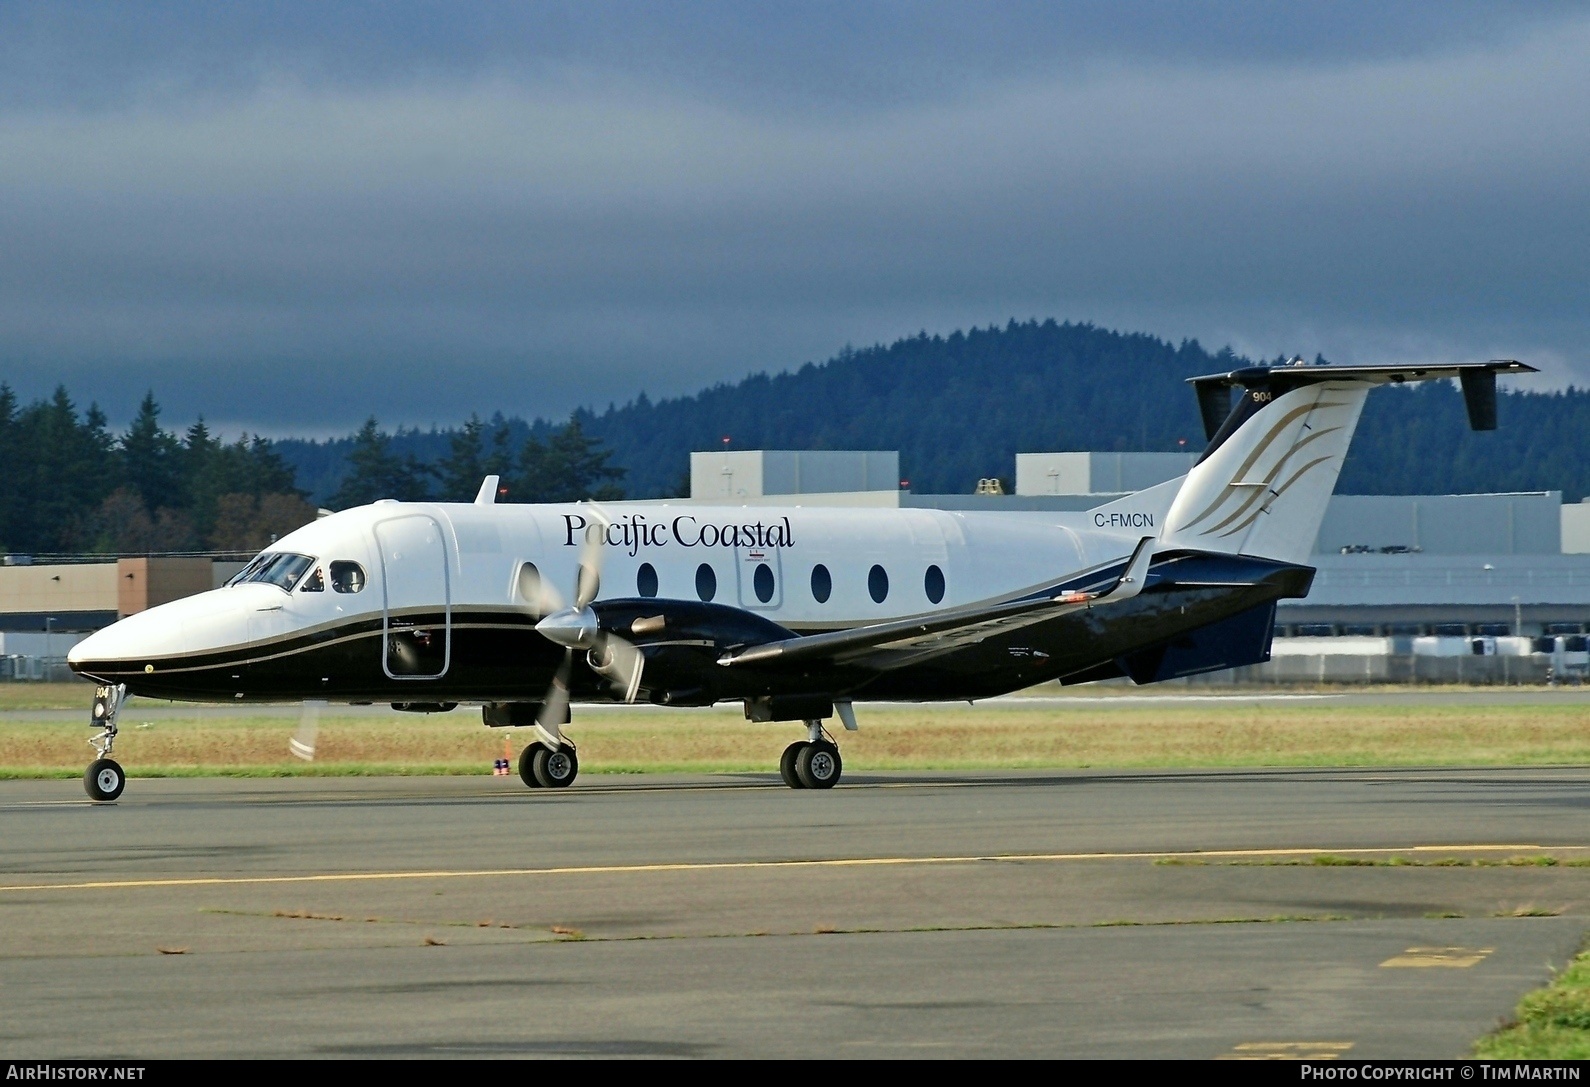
[796,741,841,789]
[779,742,808,789]
[518,742,546,788]
[85,758,125,802]
[532,744,579,788]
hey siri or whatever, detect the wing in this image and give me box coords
[716,536,1155,672]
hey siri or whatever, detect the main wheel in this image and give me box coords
[532,744,579,788]
[796,741,841,789]
[518,742,546,788]
[85,758,125,802]
[779,741,808,789]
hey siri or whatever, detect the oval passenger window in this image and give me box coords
[924,564,945,604]
[637,562,659,598]
[868,564,889,603]
[695,563,717,602]
[810,563,831,603]
[753,563,775,603]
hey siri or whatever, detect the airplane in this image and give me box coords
[68,358,1533,801]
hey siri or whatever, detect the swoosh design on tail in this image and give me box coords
[1199,425,1343,536]
[1176,397,1348,537]
[1215,454,1335,539]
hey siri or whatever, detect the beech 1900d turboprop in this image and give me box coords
[68,359,1533,800]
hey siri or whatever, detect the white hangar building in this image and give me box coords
[687,449,1590,639]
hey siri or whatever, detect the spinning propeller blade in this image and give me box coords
[534,651,573,749]
[289,700,324,761]
[573,504,608,608]
[522,503,648,748]
[588,632,645,703]
[515,561,563,617]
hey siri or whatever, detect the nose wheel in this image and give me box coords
[84,684,127,802]
[86,758,126,802]
[780,720,842,789]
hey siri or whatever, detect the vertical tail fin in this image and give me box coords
[1158,360,1533,564]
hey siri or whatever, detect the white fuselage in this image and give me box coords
[71,497,1168,670]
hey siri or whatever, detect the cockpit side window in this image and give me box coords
[225,554,271,587]
[227,552,315,592]
[330,561,366,594]
[300,567,325,592]
[258,553,314,591]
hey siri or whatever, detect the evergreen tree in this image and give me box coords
[210,492,317,551]
[0,385,18,551]
[181,422,305,541]
[328,418,431,509]
[512,417,625,503]
[18,388,116,551]
[119,392,184,511]
[180,419,224,539]
[436,414,514,501]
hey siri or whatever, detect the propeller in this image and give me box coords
[288,699,325,761]
[519,504,646,749]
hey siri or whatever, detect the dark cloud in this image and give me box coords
[1,2,1577,110]
[0,2,1585,430]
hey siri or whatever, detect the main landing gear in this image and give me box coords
[84,684,127,802]
[517,740,579,789]
[780,720,842,790]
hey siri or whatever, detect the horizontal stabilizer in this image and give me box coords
[1166,359,1534,565]
[1188,359,1533,438]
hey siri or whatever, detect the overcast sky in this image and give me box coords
[0,1,1585,434]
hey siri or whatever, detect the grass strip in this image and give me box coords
[1476,938,1590,1059]
[6,699,1590,775]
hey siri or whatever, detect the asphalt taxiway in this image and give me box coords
[3,767,1589,1058]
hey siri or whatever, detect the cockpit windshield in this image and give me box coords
[226,552,316,592]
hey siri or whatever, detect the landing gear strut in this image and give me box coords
[780,719,842,790]
[84,684,127,802]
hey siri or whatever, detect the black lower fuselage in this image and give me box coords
[72,551,1312,709]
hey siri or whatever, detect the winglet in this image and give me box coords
[475,475,500,505]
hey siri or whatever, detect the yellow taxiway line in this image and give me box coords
[0,843,1554,894]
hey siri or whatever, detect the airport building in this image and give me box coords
[684,449,1590,683]
[0,556,246,679]
[6,448,1589,683]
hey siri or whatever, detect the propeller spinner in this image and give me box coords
[521,505,645,748]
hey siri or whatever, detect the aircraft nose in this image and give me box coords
[65,632,95,667]
[67,587,257,674]
[66,610,162,672]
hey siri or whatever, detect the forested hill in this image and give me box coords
[9,320,1580,556]
[583,322,1219,496]
[272,320,1590,502]
[279,321,1227,500]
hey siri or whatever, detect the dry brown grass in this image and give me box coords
[0,681,96,711]
[4,699,1590,777]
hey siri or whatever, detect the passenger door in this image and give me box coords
[735,543,783,611]
[375,514,451,679]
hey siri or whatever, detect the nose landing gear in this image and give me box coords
[84,684,127,802]
[780,720,842,789]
